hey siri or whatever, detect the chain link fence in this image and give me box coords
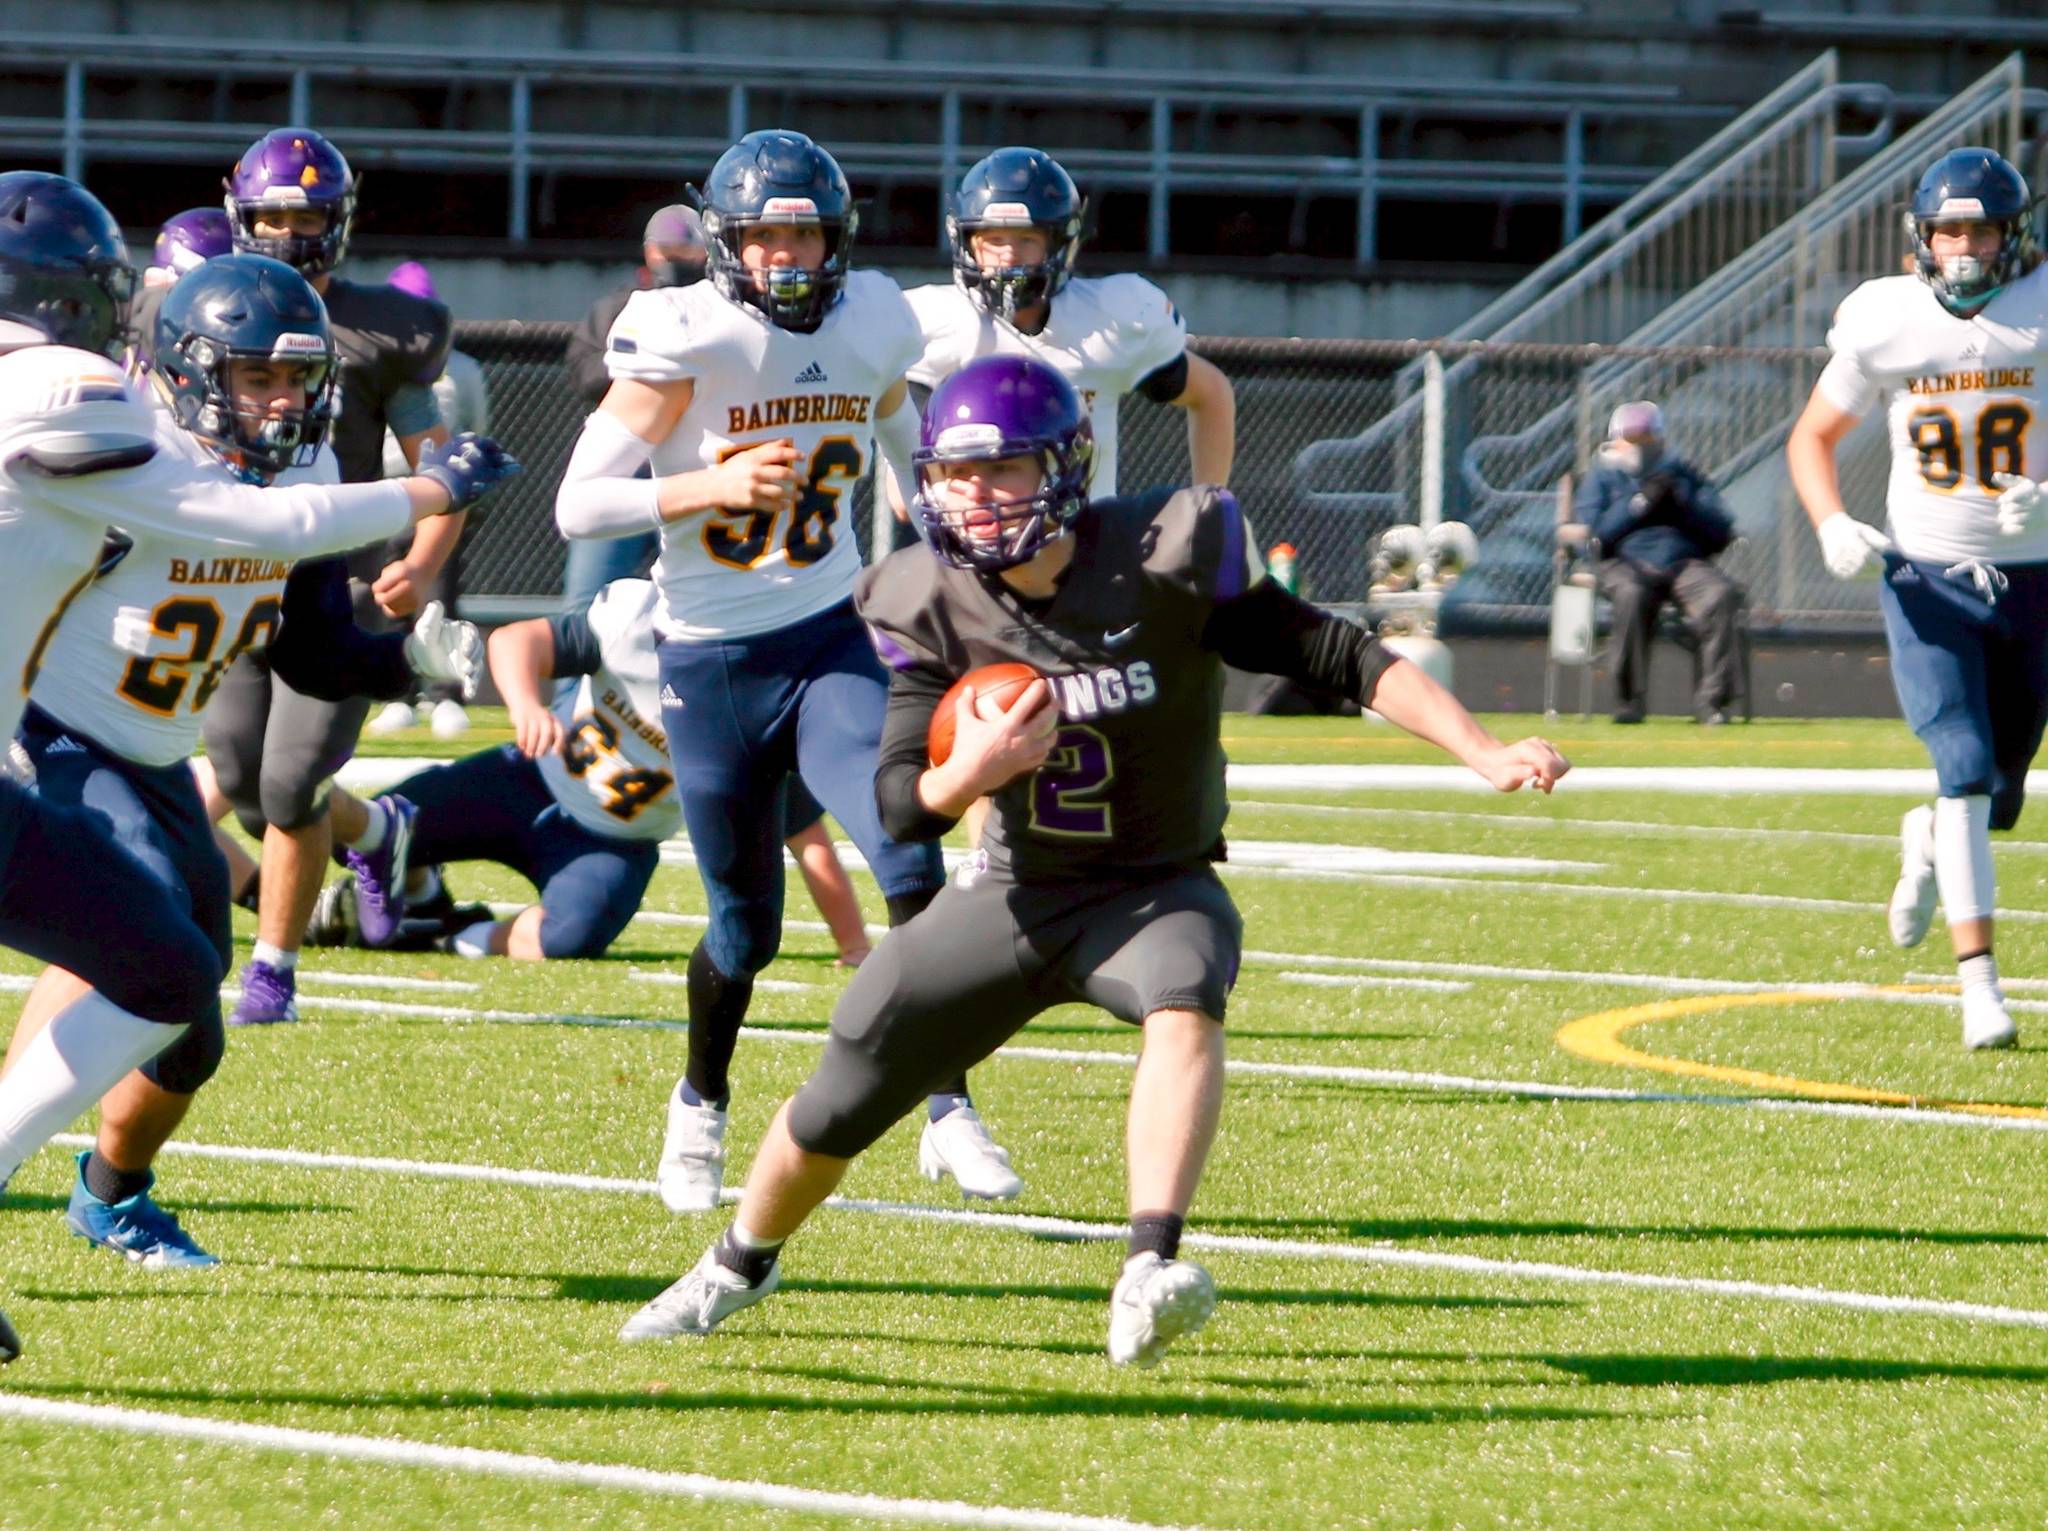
[455,323,1890,635]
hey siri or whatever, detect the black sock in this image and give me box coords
[714,1225,782,1286]
[83,1151,151,1206]
[1128,1210,1184,1263]
[234,870,261,914]
[885,888,937,927]
[683,943,752,1108]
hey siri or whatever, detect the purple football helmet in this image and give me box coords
[913,355,1095,572]
[224,128,356,278]
[149,207,232,285]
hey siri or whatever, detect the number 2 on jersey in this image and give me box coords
[1029,724,1116,839]
[116,595,281,717]
[704,435,864,570]
[1908,401,2031,492]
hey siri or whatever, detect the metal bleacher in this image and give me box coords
[0,25,1734,261]
[1444,55,2041,631]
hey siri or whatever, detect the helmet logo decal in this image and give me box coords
[299,164,322,189]
[271,331,328,355]
[1935,197,1987,219]
[979,202,1036,224]
[935,422,1004,453]
[760,196,819,219]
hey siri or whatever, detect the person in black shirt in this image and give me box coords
[618,355,1568,1364]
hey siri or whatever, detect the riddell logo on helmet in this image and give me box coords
[760,197,819,218]
[980,202,1036,223]
[1935,197,1988,218]
[272,332,327,355]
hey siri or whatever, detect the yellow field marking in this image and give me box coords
[1555,989,2048,1121]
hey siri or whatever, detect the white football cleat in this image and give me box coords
[919,1106,1023,1200]
[1888,804,1939,948]
[429,698,471,739]
[366,700,417,736]
[619,1245,779,1341]
[1963,986,2019,1051]
[1107,1252,1215,1368]
[657,1082,729,1213]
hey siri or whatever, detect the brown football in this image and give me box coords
[927,662,1045,766]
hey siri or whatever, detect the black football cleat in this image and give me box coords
[0,1307,21,1364]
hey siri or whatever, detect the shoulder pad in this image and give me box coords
[10,435,157,478]
[854,551,949,672]
[1137,485,1254,604]
[605,288,698,384]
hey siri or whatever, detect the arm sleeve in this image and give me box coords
[554,409,663,539]
[265,559,414,702]
[28,455,413,556]
[873,664,962,842]
[384,380,442,440]
[1583,473,1639,550]
[1199,577,1399,708]
[544,610,603,679]
[873,389,920,510]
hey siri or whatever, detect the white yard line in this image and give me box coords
[0,1396,1198,1531]
[1274,972,1471,992]
[45,1135,2048,1330]
[1229,800,2048,854]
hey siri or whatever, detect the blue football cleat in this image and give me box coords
[66,1152,219,1269]
[346,794,417,948]
[228,959,297,1026]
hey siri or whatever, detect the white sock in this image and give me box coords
[1933,794,1995,922]
[1959,951,2003,996]
[344,799,388,853]
[730,1219,781,1251]
[251,942,298,972]
[450,920,497,959]
[0,993,185,1187]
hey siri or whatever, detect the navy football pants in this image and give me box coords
[1879,555,2048,830]
[657,599,944,979]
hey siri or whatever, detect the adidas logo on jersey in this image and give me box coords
[793,360,828,385]
[42,736,86,756]
[659,685,685,711]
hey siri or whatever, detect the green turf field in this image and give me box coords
[8,713,2048,1529]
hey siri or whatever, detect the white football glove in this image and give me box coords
[1816,512,1894,580]
[403,600,484,702]
[1992,472,2048,537]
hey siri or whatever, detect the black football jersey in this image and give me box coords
[318,278,452,486]
[856,485,1259,880]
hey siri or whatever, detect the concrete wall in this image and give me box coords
[344,254,1516,339]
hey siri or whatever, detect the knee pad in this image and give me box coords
[785,1054,913,1161]
[702,902,782,978]
[139,1004,225,1093]
[97,938,224,1027]
[537,911,610,961]
[1921,722,1996,801]
[258,769,331,833]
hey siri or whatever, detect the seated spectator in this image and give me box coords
[1574,400,1743,725]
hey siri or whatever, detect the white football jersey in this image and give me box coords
[26,416,338,767]
[906,273,1188,497]
[1818,264,2048,565]
[0,344,413,746]
[534,578,680,842]
[605,272,923,640]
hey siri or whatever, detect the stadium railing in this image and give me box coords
[2,29,1726,261]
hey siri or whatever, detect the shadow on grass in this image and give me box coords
[1197,1212,2048,1248]
[14,1376,1629,1428]
[0,1196,349,1217]
[1509,1350,2048,1389]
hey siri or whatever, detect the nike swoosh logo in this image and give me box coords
[1103,623,1141,647]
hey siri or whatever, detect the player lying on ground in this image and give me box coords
[0,254,503,1267]
[620,354,1568,1364]
[1788,145,2048,1051]
[308,578,876,964]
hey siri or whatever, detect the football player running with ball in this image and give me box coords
[1789,147,2048,1050]
[554,130,946,1216]
[0,174,502,1349]
[901,145,1238,1199]
[621,355,1567,1365]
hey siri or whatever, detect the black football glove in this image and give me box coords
[416,433,522,516]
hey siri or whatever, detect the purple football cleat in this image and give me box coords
[345,795,417,949]
[228,959,297,1027]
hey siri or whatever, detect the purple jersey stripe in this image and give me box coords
[868,625,920,672]
[1213,489,1248,603]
